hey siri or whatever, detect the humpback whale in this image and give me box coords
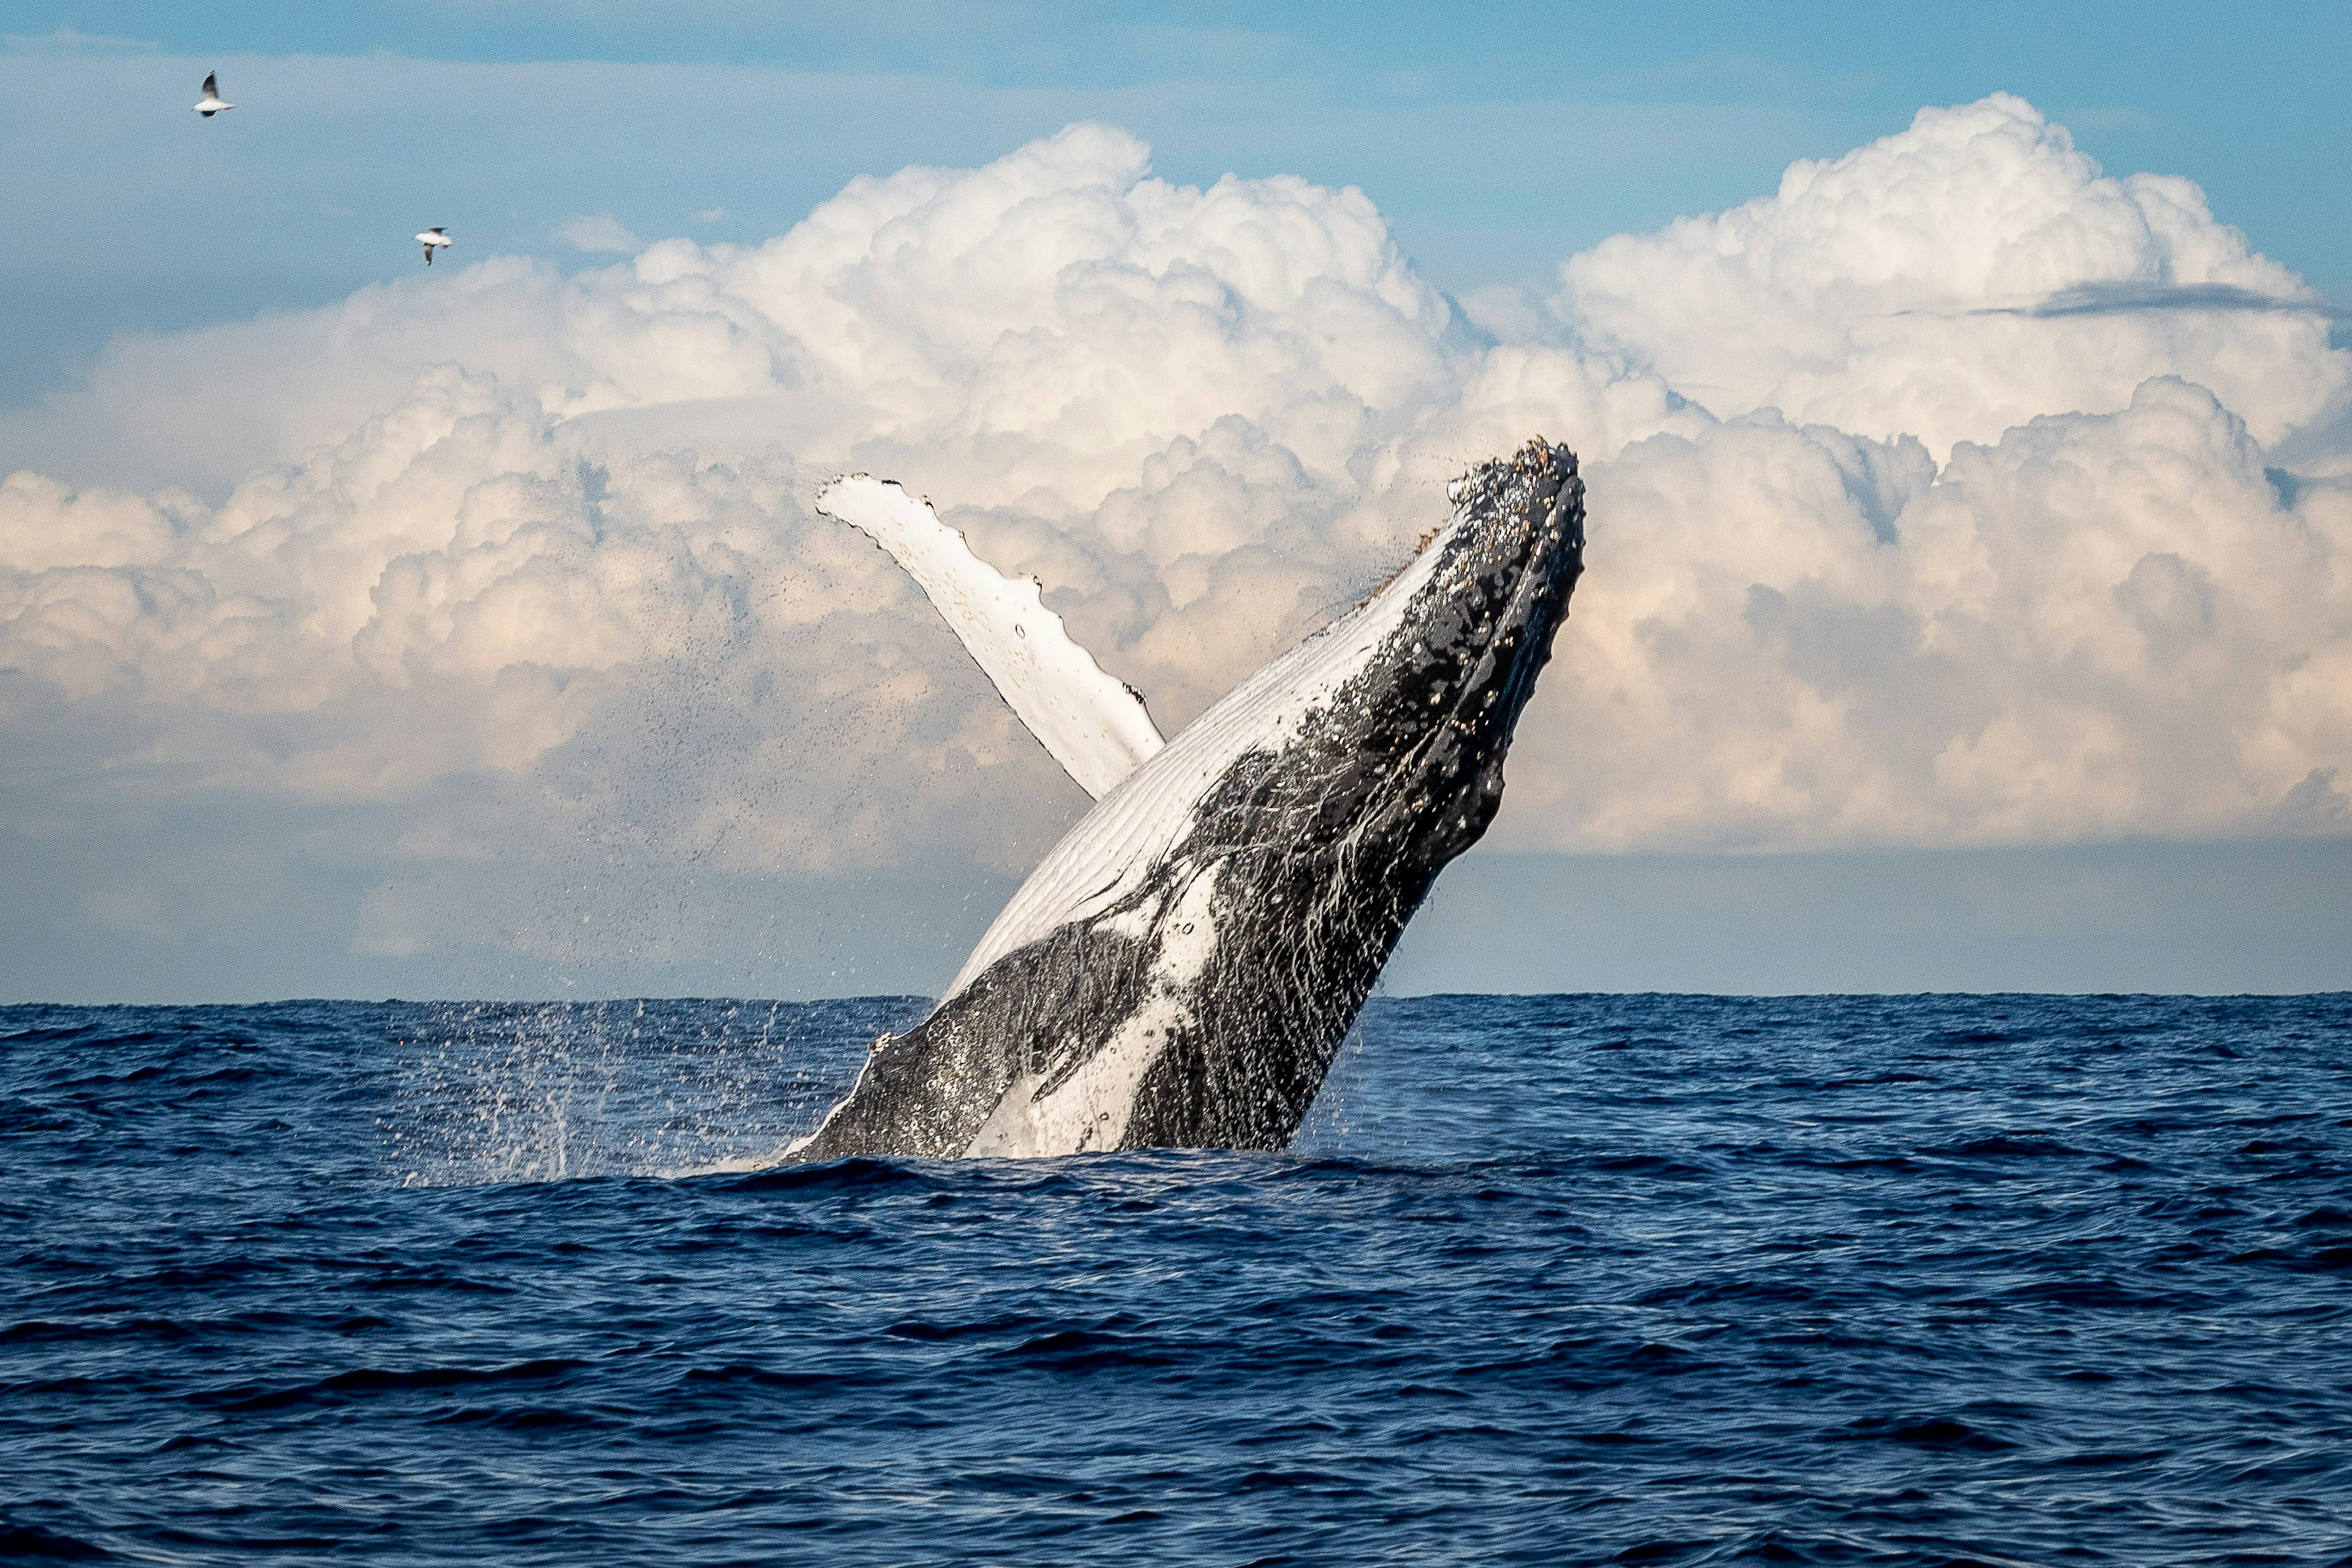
[794,437,1585,1160]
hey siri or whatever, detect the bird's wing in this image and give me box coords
[202,72,217,96]
[816,475,1164,801]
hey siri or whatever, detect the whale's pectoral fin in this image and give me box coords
[817,475,1165,800]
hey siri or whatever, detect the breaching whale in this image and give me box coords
[793,437,1585,1160]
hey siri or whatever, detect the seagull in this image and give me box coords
[193,72,233,116]
[416,227,451,265]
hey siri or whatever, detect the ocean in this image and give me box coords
[2,993,2347,1566]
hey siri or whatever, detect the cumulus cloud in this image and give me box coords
[1553,94,2348,458]
[557,212,642,253]
[1497,381,2352,851]
[2,101,2349,974]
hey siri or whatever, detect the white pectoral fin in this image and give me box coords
[817,475,1164,800]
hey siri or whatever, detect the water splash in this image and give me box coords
[379,996,924,1184]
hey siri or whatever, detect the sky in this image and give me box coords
[2,3,2348,1000]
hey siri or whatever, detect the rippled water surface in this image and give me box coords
[4,993,2349,1566]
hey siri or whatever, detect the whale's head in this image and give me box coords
[1313,434,1587,876]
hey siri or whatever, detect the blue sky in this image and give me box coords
[2,4,2348,1000]
[6,2,2347,406]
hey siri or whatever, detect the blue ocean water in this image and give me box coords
[3,993,2348,1566]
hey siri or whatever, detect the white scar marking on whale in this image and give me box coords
[1094,898,1161,941]
[815,475,1164,801]
[961,860,1225,1158]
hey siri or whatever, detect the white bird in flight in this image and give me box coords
[416,227,451,265]
[194,72,233,116]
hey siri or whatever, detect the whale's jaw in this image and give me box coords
[793,439,1585,1161]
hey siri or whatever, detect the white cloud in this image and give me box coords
[1,100,2348,963]
[557,211,641,252]
[1553,94,2348,459]
[1494,381,2352,852]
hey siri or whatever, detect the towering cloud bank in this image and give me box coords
[1557,95,2345,458]
[2,97,2348,971]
